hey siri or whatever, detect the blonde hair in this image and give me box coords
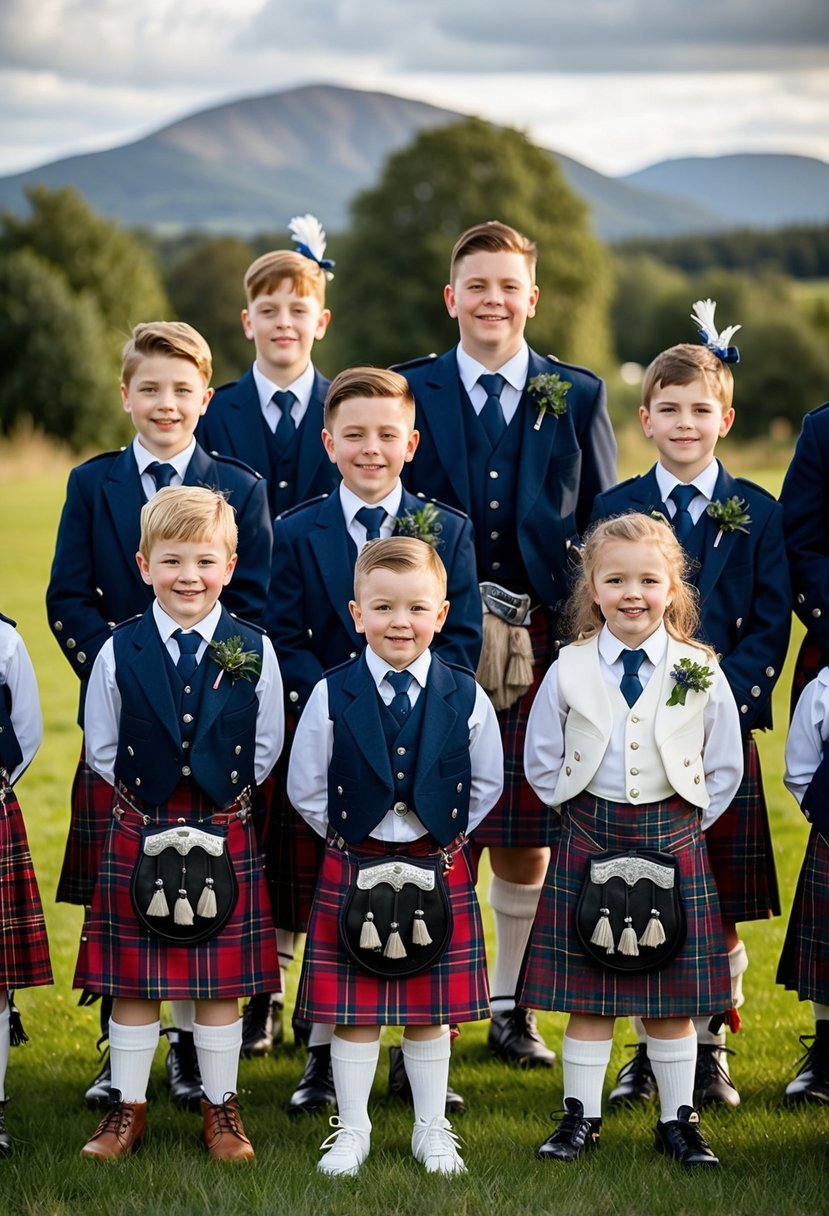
[566,513,702,645]
[324,367,415,432]
[244,250,327,307]
[642,343,734,414]
[450,220,537,283]
[139,486,238,561]
[121,321,212,387]
[354,537,447,601]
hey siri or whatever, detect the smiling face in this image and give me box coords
[242,280,330,386]
[444,249,539,369]
[349,565,449,670]
[322,394,419,503]
[640,376,735,482]
[591,539,676,647]
[121,354,212,459]
[137,537,237,628]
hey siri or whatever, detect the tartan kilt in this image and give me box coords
[296,835,489,1025]
[704,735,780,922]
[56,745,112,906]
[790,636,827,716]
[472,607,561,849]
[777,827,829,1004]
[519,792,731,1018]
[74,782,280,1000]
[0,783,52,989]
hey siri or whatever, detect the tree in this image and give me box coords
[165,236,255,386]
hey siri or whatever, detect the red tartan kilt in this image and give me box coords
[790,636,826,716]
[0,784,52,989]
[519,792,731,1018]
[704,735,780,922]
[74,783,280,1000]
[296,836,489,1025]
[472,608,561,849]
[259,730,323,932]
[777,827,829,1005]
[56,747,112,906]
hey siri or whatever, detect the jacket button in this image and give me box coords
[397,747,406,756]
[235,745,242,755]
[630,768,639,776]
[127,746,134,757]
[565,766,572,776]
[490,531,499,540]
[573,751,581,761]
[54,621,63,631]
[393,801,408,815]
[489,500,500,509]
[183,713,194,723]
[694,775,701,784]
[751,686,761,697]
[350,652,358,659]
[630,742,639,750]
[182,740,190,749]
[307,628,313,639]
[231,773,239,783]
[684,758,690,766]
[629,789,639,798]
[631,716,639,724]
[289,691,299,703]
[278,480,289,489]
[181,765,192,776]
[337,786,344,795]
[67,638,76,649]
[813,608,822,618]
[184,685,191,694]
[796,593,805,604]
[135,778,141,787]
[396,771,405,780]
[489,470,499,479]
[341,811,347,820]
[492,562,501,571]
[741,704,749,713]
[765,666,775,678]
[451,808,458,818]
[77,651,87,664]
[735,617,742,628]
[456,782,463,793]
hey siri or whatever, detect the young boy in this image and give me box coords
[287,538,502,1176]
[590,302,791,1106]
[196,215,339,520]
[264,366,482,1114]
[77,487,283,1161]
[47,321,272,1109]
[398,221,617,1065]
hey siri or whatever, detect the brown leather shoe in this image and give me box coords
[81,1094,147,1160]
[201,1094,255,1161]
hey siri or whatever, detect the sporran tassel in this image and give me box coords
[411,907,432,946]
[383,921,407,959]
[360,909,382,951]
[618,915,640,956]
[590,906,615,953]
[196,876,217,919]
[639,908,666,948]
[174,861,194,925]
[146,876,170,918]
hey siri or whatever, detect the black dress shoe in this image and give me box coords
[655,1106,719,1168]
[488,1007,556,1068]
[608,1043,657,1109]
[286,1045,337,1117]
[165,1029,203,1112]
[387,1044,467,1115]
[241,993,282,1057]
[291,1014,312,1049]
[0,1100,11,1157]
[85,1048,113,1110]
[693,1043,740,1108]
[537,1098,601,1161]
[785,1023,829,1104]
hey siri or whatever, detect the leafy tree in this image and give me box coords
[165,236,254,386]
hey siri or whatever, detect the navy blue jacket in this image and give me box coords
[591,462,790,732]
[265,489,482,714]
[780,403,829,664]
[398,348,616,608]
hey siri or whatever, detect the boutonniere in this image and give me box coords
[394,502,443,548]
[209,635,261,690]
[666,658,713,706]
[648,507,670,527]
[706,496,751,548]
[528,372,571,430]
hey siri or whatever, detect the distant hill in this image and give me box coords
[0,85,825,241]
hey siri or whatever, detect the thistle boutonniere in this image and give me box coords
[394,502,443,548]
[666,658,713,706]
[209,635,261,690]
[706,496,751,549]
[528,372,571,431]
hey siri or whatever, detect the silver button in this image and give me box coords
[796,593,805,604]
[289,691,299,703]
[96,587,104,597]
[235,745,242,755]
[741,704,749,713]
[451,808,458,819]
[307,628,313,639]
[630,742,639,750]
[181,765,192,776]
[456,783,463,793]
[127,746,134,757]
[735,617,742,629]
[231,772,239,784]
[630,768,639,776]
[489,470,499,479]
[396,771,405,780]
[629,788,639,798]
[393,801,408,816]
[341,811,347,820]
[492,562,501,571]
[565,765,572,776]
[694,775,701,784]
[67,638,76,649]
[183,685,191,694]
[573,751,581,761]
[183,713,194,724]
[337,786,344,796]
[814,608,822,618]
[751,685,761,697]
[54,621,63,631]
[182,740,190,749]
[397,747,406,756]
[350,651,358,659]
[77,651,87,664]
[135,778,141,787]
[490,531,499,540]
[683,759,690,767]
[278,479,289,489]
[489,500,500,509]
[765,666,775,678]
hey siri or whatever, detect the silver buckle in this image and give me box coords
[479,581,532,626]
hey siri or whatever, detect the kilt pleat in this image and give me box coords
[777,826,829,1005]
[704,735,780,922]
[74,783,280,1000]
[0,785,52,989]
[519,792,730,1018]
[296,837,489,1025]
[259,727,323,933]
[56,746,112,906]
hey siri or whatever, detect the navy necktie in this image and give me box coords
[620,649,646,708]
[670,484,698,542]
[173,629,201,681]
[478,373,507,447]
[272,390,297,445]
[356,506,387,541]
[385,670,413,725]
[146,461,177,491]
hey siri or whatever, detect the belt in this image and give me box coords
[479,581,535,626]
[113,782,253,828]
[327,830,467,869]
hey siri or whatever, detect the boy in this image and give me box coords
[399,221,617,1065]
[590,302,790,1106]
[197,215,339,520]
[47,321,272,1110]
[264,366,482,1113]
[77,487,283,1161]
[287,538,502,1176]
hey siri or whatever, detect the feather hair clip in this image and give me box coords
[690,298,741,364]
[289,214,336,279]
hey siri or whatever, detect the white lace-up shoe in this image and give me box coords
[317,1116,370,1176]
[411,1115,467,1174]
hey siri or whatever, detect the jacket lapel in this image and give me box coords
[695,465,743,601]
[653,637,710,748]
[214,369,265,470]
[413,658,458,788]
[341,657,394,789]
[101,447,146,591]
[126,610,181,748]
[420,352,471,505]
[192,607,240,740]
[308,495,362,640]
[295,369,331,494]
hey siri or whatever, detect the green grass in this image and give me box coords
[0,456,826,1215]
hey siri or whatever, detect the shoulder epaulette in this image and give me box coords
[805,401,829,419]
[227,614,266,636]
[405,493,469,522]
[112,614,143,632]
[390,354,438,372]
[201,450,263,480]
[599,474,642,496]
[75,448,127,470]
[732,476,777,503]
[541,354,603,384]
[211,380,239,394]
[276,494,330,522]
[0,611,17,628]
[323,654,362,678]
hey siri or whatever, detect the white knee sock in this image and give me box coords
[108,1018,160,1103]
[0,1003,9,1102]
[692,1014,722,1047]
[308,1023,334,1049]
[330,1034,379,1132]
[648,1031,698,1123]
[402,1029,451,1124]
[193,1019,242,1105]
[813,1003,829,1023]
[488,876,543,1014]
[561,1034,612,1119]
[169,1000,194,1033]
[729,940,749,1009]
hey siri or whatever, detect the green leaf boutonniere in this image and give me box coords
[706,496,751,549]
[528,372,571,431]
[666,658,713,706]
[394,502,444,548]
[209,635,262,690]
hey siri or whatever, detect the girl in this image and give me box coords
[521,514,742,1168]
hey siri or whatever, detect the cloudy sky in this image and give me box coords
[1,0,827,178]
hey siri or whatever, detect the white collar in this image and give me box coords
[152,600,221,644]
[339,480,403,527]
[455,342,529,395]
[365,644,432,690]
[598,621,668,668]
[132,437,195,477]
[251,360,316,411]
[655,458,719,504]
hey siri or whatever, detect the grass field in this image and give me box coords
[0,449,826,1215]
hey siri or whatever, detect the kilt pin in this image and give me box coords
[0,781,52,990]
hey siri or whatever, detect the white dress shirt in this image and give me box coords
[339,481,403,551]
[784,666,829,811]
[655,458,720,527]
[252,361,316,433]
[0,621,43,786]
[133,436,196,500]
[456,342,529,427]
[287,646,504,842]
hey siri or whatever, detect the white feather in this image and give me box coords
[289,214,328,262]
[690,298,741,349]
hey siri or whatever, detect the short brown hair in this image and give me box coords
[121,321,212,387]
[449,220,537,283]
[324,367,415,431]
[244,250,327,307]
[139,486,237,561]
[353,537,447,601]
[642,344,734,414]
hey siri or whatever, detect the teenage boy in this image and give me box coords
[399,221,617,1065]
